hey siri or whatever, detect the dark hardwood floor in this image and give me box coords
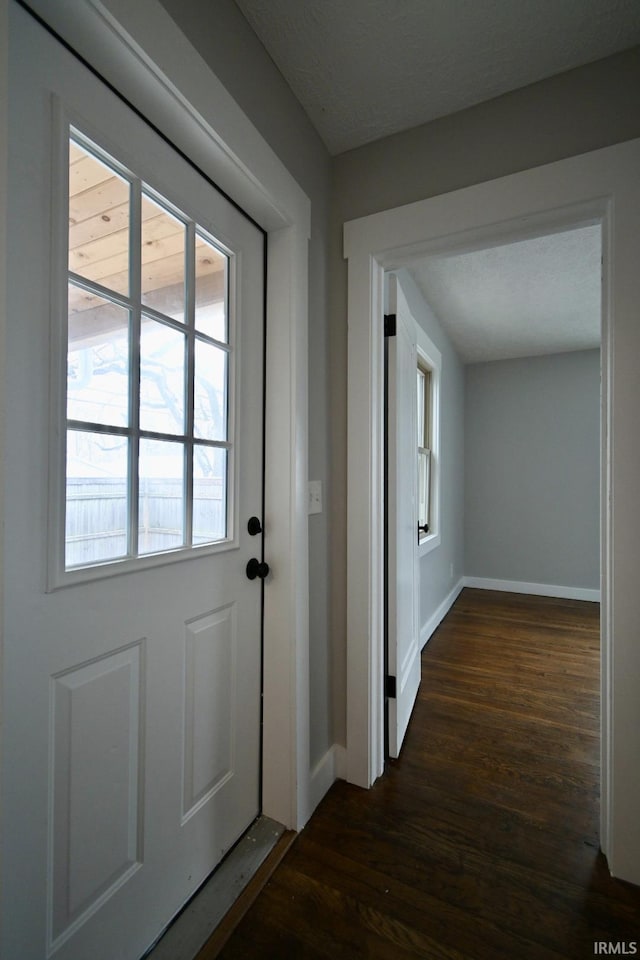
[206,589,640,958]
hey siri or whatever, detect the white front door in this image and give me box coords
[386,275,420,758]
[2,6,265,958]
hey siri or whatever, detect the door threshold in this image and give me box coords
[144,816,296,960]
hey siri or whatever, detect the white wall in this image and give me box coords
[465,350,600,590]
[397,270,465,634]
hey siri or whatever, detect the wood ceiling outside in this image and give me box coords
[68,140,225,319]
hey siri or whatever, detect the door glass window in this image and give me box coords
[69,141,130,297]
[67,286,130,427]
[65,130,232,570]
[194,340,228,441]
[195,233,227,341]
[65,431,129,567]
[139,317,186,435]
[141,195,186,322]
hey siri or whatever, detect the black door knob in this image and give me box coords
[246,558,270,580]
[247,516,262,536]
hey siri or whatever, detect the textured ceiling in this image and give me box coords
[408,226,602,363]
[234,0,640,154]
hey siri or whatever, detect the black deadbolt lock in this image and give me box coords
[247,516,262,536]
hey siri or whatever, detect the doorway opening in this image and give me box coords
[383,224,601,761]
[344,137,640,886]
[384,224,602,757]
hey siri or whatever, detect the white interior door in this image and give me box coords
[1,6,265,958]
[386,275,420,758]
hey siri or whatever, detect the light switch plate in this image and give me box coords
[308,480,322,515]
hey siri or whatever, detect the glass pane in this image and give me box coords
[418,449,430,528]
[195,234,227,341]
[194,340,228,441]
[141,194,186,322]
[69,139,130,297]
[138,439,184,554]
[417,368,425,447]
[67,285,129,427]
[66,430,128,567]
[193,446,227,544]
[140,317,186,435]
[423,369,432,447]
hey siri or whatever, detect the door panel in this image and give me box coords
[2,6,264,958]
[386,274,420,758]
[182,607,236,818]
[51,643,143,942]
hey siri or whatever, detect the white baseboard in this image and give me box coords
[309,743,347,814]
[420,577,465,649]
[463,576,600,603]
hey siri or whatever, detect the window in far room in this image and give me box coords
[417,362,431,538]
[415,326,441,555]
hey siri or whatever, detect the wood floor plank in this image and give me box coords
[282,835,567,960]
[216,589,640,959]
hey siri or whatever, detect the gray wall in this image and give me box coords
[157,0,334,768]
[465,350,600,589]
[396,270,465,630]
[330,48,640,745]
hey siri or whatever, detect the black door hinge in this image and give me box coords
[384,313,396,337]
[385,675,397,699]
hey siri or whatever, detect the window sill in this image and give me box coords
[48,536,239,592]
[418,531,440,558]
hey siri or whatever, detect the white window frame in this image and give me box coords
[49,109,244,589]
[416,324,441,558]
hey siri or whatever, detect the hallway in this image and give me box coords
[205,589,640,958]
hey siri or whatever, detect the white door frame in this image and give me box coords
[0,0,311,831]
[344,138,640,886]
